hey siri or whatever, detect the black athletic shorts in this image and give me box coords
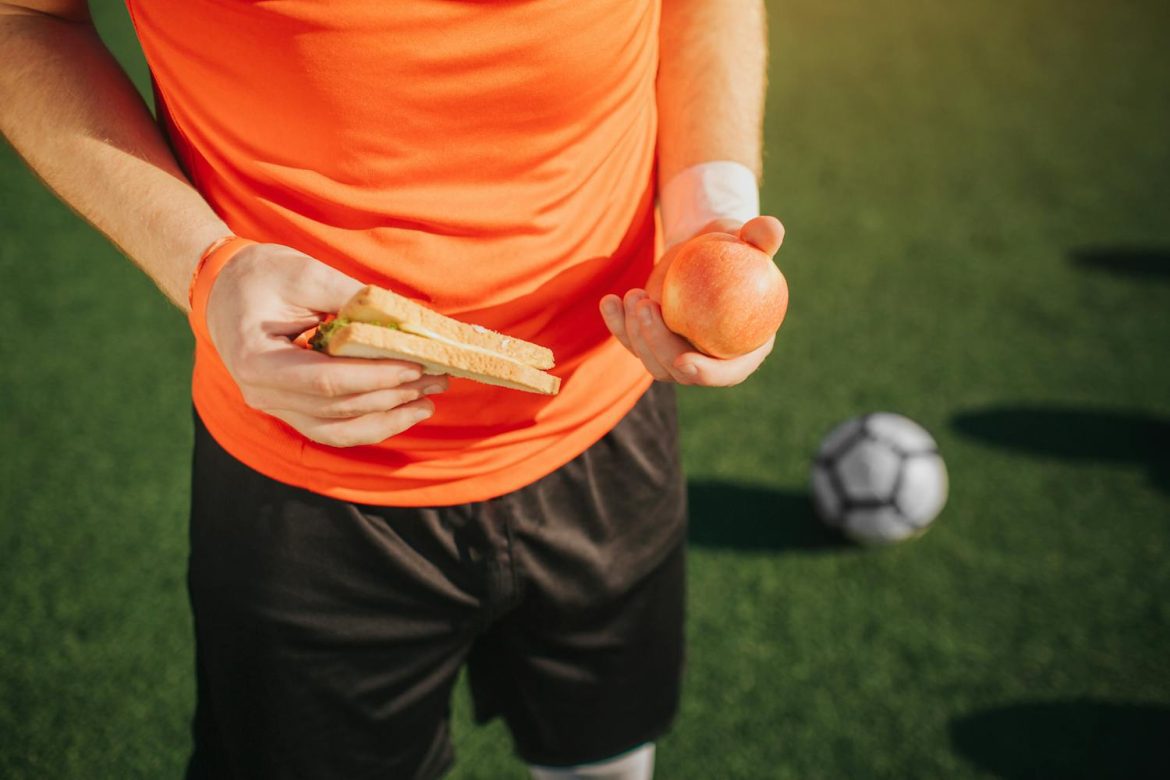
[184,382,688,780]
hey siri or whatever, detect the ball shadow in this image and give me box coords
[950,700,1170,779]
[1070,246,1170,281]
[685,480,844,552]
[951,406,1170,495]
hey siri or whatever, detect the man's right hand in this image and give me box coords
[204,244,448,448]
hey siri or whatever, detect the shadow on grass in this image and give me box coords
[686,481,845,552]
[1070,246,1170,281]
[951,406,1170,495]
[950,700,1170,778]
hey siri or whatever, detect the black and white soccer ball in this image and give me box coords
[810,413,949,545]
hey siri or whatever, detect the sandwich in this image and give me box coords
[309,285,560,395]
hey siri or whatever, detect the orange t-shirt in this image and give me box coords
[126,0,660,506]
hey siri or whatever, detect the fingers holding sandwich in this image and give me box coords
[237,349,448,447]
[203,243,447,447]
[238,353,448,416]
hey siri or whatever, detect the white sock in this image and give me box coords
[528,743,656,780]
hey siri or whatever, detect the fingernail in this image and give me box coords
[640,305,653,326]
[602,298,619,318]
[422,383,445,396]
[402,369,423,383]
[680,363,698,377]
[411,407,433,423]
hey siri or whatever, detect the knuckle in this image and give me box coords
[686,367,716,387]
[309,371,341,398]
[319,403,353,420]
[321,395,361,418]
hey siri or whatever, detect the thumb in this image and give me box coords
[738,216,785,257]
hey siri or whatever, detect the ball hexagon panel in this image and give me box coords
[834,437,903,503]
[895,453,949,526]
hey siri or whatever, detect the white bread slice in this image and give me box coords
[340,285,554,370]
[325,322,561,396]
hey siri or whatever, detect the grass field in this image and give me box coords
[2,1,1169,777]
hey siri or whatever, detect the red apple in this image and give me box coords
[660,232,788,359]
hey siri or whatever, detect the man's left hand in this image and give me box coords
[600,215,785,387]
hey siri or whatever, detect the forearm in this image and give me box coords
[656,0,768,186]
[0,7,229,310]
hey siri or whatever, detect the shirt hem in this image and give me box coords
[192,374,654,508]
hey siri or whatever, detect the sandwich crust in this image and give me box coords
[341,286,555,370]
[325,322,561,396]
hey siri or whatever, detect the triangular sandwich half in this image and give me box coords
[310,285,560,396]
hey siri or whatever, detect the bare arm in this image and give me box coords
[601,0,783,387]
[655,0,767,186]
[0,1,445,445]
[0,0,229,309]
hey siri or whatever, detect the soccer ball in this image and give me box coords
[810,413,948,545]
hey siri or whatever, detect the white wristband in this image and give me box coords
[659,160,760,249]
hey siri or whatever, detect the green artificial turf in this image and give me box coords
[2,1,1168,777]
